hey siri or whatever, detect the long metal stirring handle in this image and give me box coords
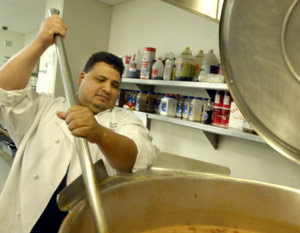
[48,9,108,233]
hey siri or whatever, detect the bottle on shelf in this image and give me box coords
[189,97,203,122]
[140,47,156,79]
[154,93,163,113]
[203,99,214,124]
[214,91,224,108]
[122,55,131,78]
[135,91,148,112]
[163,53,175,81]
[146,91,156,113]
[176,95,185,118]
[193,50,205,81]
[199,49,219,75]
[128,49,142,79]
[223,91,232,109]
[151,57,164,80]
[175,46,194,81]
[182,96,192,119]
[160,94,177,117]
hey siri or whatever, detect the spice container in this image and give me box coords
[140,47,156,79]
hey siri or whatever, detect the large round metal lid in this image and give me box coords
[220,0,300,164]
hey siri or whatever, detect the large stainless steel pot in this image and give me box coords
[58,169,300,233]
[57,0,300,232]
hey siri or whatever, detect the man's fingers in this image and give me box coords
[56,111,66,120]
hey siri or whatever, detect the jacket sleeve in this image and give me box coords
[113,109,157,172]
[0,86,39,146]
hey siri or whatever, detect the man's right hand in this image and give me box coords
[35,15,67,49]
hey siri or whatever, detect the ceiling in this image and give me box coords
[0,0,47,33]
[0,0,129,34]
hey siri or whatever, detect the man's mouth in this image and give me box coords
[95,94,110,103]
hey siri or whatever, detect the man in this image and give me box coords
[0,15,156,233]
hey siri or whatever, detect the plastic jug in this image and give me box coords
[200,49,219,74]
[151,57,164,80]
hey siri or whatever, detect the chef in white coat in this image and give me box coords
[0,15,156,233]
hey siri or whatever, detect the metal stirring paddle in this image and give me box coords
[48,8,108,233]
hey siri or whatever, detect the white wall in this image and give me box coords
[54,0,113,97]
[108,0,220,59]
[23,30,38,47]
[108,0,300,189]
[0,30,24,67]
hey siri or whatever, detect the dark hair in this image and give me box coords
[83,51,124,77]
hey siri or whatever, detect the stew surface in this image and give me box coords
[141,225,259,233]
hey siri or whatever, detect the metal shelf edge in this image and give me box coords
[147,113,265,144]
[122,78,228,90]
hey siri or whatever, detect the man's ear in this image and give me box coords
[77,72,85,85]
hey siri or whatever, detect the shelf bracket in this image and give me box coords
[203,131,219,149]
[136,84,154,92]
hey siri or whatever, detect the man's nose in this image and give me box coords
[102,81,111,93]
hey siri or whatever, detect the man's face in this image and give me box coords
[77,62,121,114]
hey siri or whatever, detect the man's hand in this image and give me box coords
[57,106,103,143]
[35,14,67,49]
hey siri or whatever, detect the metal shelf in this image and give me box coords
[122,78,228,90]
[124,79,262,149]
[148,113,264,143]
[145,113,265,148]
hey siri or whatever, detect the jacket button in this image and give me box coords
[16,211,21,216]
[55,139,60,144]
[33,174,39,180]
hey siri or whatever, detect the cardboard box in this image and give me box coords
[228,101,244,130]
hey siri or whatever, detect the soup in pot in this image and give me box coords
[141,225,259,233]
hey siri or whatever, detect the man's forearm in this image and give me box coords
[95,125,138,173]
[0,41,46,91]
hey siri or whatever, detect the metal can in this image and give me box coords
[220,109,230,128]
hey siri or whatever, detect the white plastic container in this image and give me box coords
[163,58,175,80]
[175,46,194,81]
[140,47,156,79]
[160,95,177,117]
[151,58,164,80]
[193,50,205,81]
[189,97,203,122]
[128,49,142,78]
[199,49,219,75]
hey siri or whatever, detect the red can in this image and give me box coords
[220,109,230,128]
[212,108,222,126]
[223,91,232,109]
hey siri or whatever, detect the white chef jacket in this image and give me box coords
[0,86,156,233]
